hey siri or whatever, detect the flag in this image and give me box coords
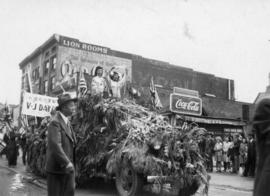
[149,77,163,109]
[78,70,88,97]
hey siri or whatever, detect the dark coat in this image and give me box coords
[45,112,76,174]
[253,98,270,196]
[6,132,18,166]
[248,139,256,160]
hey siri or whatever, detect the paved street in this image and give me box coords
[0,154,254,196]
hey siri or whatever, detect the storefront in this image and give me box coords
[163,88,247,137]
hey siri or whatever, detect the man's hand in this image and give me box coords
[65,162,74,173]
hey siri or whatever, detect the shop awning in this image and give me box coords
[181,115,246,126]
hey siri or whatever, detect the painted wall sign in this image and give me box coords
[59,36,109,54]
[57,46,132,84]
[170,93,202,116]
[21,92,58,117]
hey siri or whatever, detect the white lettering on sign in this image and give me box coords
[63,39,81,48]
[175,99,200,112]
[22,92,58,117]
[62,38,108,54]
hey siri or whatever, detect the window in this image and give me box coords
[44,80,48,94]
[32,70,35,80]
[51,46,56,53]
[45,51,49,57]
[50,76,55,90]
[36,68,40,79]
[22,76,25,89]
[32,68,39,81]
[51,56,57,71]
[23,76,30,92]
[44,61,50,75]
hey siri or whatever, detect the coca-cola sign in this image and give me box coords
[170,93,202,116]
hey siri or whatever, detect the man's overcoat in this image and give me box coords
[253,98,270,196]
[46,111,76,196]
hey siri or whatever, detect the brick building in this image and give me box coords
[19,34,254,135]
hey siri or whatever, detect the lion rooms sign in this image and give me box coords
[170,93,202,116]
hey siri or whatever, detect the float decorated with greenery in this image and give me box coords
[26,95,210,196]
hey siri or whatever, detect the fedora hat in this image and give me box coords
[56,93,77,110]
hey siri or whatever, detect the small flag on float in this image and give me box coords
[149,77,163,109]
[78,70,88,97]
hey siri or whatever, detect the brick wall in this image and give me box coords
[202,96,254,120]
[132,57,232,100]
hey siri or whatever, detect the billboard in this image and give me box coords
[170,93,202,116]
[56,45,132,86]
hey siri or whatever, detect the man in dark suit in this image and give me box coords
[46,93,77,196]
[244,134,256,177]
[253,98,270,196]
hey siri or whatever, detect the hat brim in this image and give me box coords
[56,98,78,111]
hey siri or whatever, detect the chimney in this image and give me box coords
[266,73,270,93]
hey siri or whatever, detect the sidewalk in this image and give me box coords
[209,172,254,192]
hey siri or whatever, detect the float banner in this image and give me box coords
[170,93,202,116]
[22,92,58,117]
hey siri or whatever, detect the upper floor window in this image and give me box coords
[45,51,50,58]
[22,76,25,89]
[51,46,56,53]
[44,80,48,94]
[50,76,56,90]
[51,56,57,71]
[44,61,50,75]
[32,68,40,81]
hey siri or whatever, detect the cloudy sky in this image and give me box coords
[0,0,270,104]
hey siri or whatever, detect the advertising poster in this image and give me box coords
[57,45,132,86]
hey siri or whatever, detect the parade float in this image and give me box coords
[26,94,209,196]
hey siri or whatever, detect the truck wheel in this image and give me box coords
[115,164,143,196]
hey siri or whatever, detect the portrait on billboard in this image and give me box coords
[54,45,132,97]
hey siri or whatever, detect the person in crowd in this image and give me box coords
[91,66,109,97]
[244,134,256,177]
[232,135,241,173]
[6,130,19,167]
[222,136,231,172]
[198,135,206,155]
[3,130,11,160]
[108,70,126,99]
[46,93,77,196]
[227,135,234,172]
[239,137,248,175]
[205,133,215,172]
[252,98,270,196]
[0,128,5,158]
[214,136,223,172]
[19,130,27,165]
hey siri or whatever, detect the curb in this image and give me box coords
[0,164,47,190]
[211,183,253,192]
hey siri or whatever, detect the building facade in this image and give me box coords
[19,34,254,135]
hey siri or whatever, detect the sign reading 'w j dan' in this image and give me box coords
[170,93,202,116]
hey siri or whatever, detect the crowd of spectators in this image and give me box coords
[199,133,256,177]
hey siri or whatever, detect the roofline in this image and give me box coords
[201,95,253,105]
[19,34,61,69]
[18,34,235,85]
